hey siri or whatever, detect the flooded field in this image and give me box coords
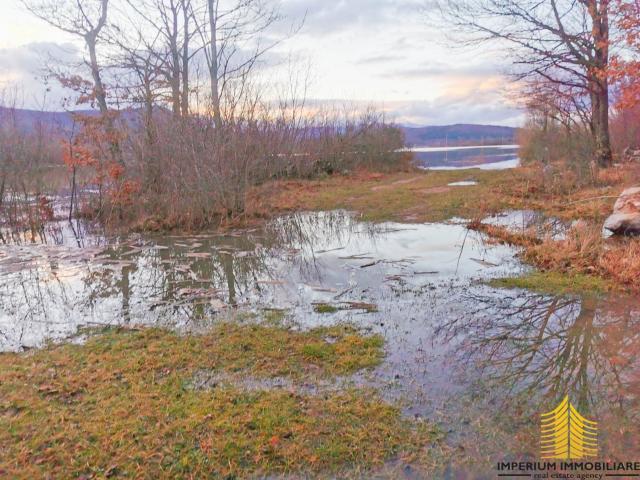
[1,210,639,476]
[0,211,519,351]
[412,145,520,170]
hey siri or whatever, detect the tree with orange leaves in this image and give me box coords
[436,0,616,167]
[612,0,640,108]
[62,137,96,221]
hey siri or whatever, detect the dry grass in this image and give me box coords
[248,162,638,227]
[488,163,639,222]
[468,221,543,247]
[600,239,640,288]
[480,221,640,293]
[0,323,439,479]
[248,169,521,224]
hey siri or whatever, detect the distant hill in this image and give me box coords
[0,108,518,147]
[401,124,518,147]
[0,107,86,132]
[0,107,145,134]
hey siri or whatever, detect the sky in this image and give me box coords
[0,0,523,127]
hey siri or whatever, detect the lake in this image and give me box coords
[411,144,520,170]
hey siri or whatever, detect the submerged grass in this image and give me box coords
[313,302,379,314]
[0,323,436,479]
[313,303,340,314]
[488,271,615,296]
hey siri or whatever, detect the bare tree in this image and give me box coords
[117,41,165,136]
[107,10,168,129]
[22,0,123,163]
[436,0,615,167]
[180,0,194,116]
[195,0,284,128]
[122,0,197,117]
[23,0,110,115]
[519,77,593,132]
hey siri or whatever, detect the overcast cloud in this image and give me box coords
[0,0,522,126]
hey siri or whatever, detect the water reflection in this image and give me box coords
[0,211,518,350]
[483,210,570,240]
[412,145,520,170]
[1,220,291,349]
[1,209,639,472]
[428,290,640,467]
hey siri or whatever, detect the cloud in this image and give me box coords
[385,82,523,126]
[298,89,523,127]
[0,42,82,108]
[355,54,408,65]
[379,61,507,80]
[388,98,522,126]
[399,71,523,125]
[279,0,427,35]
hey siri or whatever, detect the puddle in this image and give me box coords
[0,210,519,351]
[1,209,639,476]
[448,181,478,187]
[483,209,570,239]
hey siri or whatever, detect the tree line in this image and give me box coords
[0,0,406,232]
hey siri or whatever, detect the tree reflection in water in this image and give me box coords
[433,289,640,460]
[0,211,371,350]
[2,209,640,465]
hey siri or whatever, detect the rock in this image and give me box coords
[604,187,640,235]
[623,147,640,163]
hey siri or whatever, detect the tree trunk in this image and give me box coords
[592,80,613,167]
[168,1,182,117]
[170,47,181,116]
[86,34,123,165]
[69,166,76,221]
[87,36,108,116]
[181,1,190,116]
[589,0,613,167]
[207,0,222,129]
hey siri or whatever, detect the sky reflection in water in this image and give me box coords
[0,210,638,474]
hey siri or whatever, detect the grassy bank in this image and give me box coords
[0,321,438,479]
[251,165,632,224]
[250,169,513,224]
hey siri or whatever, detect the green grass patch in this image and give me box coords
[488,271,615,296]
[260,169,522,224]
[0,322,435,478]
[313,302,379,314]
[210,323,385,377]
[313,303,340,314]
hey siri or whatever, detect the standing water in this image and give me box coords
[0,210,638,476]
[412,145,520,170]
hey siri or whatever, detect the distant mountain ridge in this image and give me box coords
[0,107,518,147]
[401,123,518,147]
[0,107,144,133]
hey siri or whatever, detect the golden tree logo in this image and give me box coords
[540,396,598,459]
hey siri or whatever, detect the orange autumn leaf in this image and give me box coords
[61,140,96,170]
[612,1,640,108]
[107,162,125,181]
[268,435,280,448]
